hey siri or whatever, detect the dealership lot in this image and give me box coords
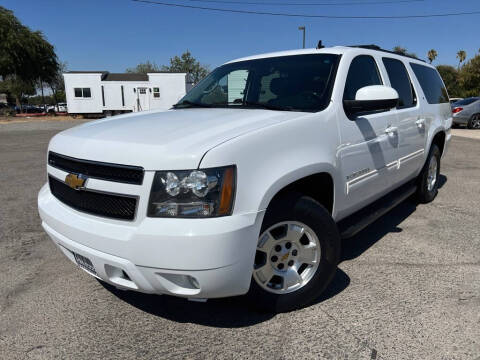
[0,120,479,360]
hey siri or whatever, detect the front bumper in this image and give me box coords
[38,184,264,298]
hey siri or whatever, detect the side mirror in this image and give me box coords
[343,85,399,118]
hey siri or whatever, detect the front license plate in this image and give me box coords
[73,252,97,275]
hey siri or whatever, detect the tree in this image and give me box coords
[458,54,480,97]
[126,61,160,74]
[0,76,36,106]
[393,46,407,55]
[427,49,438,64]
[0,6,59,110]
[48,61,67,108]
[436,65,461,97]
[393,46,418,59]
[161,51,209,83]
[456,50,467,69]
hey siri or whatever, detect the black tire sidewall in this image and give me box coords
[418,144,441,203]
[247,193,340,313]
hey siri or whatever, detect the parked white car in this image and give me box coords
[47,102,67,113]
[38,45,452,312]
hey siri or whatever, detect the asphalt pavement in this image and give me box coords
[0,120,479,360]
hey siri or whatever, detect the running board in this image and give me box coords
[338,182,417,239]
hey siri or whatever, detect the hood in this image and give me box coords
[49,108,301,170]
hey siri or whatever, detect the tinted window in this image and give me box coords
[176,54,341,112]
[74,88,91,98]
[454,97,479,106]
[410,63,448,104]
[382,58,416,108]
[343,55,382,100]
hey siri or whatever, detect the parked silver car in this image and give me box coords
[449,97,463,105]
[452,97,480,129]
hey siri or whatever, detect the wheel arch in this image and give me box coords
[430,130,446,157]
[261,168,335,215]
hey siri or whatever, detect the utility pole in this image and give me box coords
[298,26,305,49]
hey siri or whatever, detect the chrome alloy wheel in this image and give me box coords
[253,221,321,294]
[427,155,438,192]
[471,114,480,129]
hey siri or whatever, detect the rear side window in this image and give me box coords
[382,58,416,108]
[343,55,382,100]
[454,97,479,106]
[410,63,448,104]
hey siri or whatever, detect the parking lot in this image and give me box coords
[0,120,479,360]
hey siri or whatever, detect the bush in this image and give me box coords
[0,107,16,117]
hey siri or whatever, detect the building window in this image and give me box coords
[74,88,91,98]
[139,88,146,94]
[101,86,105,106]
[153,87,160,98]
[121,86,125,107]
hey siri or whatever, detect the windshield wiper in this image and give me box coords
[244,101,295,112]
[173,100,212,109]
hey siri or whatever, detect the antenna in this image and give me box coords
[317,40,324,49]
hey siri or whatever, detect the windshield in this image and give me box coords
[174,54,340,113]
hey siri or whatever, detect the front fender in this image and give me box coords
[198,112,340,216]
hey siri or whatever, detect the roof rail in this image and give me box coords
[348,44,426,62]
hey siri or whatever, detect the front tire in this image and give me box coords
[417,144,441,203]
[247,193,340,313]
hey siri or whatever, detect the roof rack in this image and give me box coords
[348,44,426,62]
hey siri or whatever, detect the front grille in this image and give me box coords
[48,152,144,185]
[49,176,137,220]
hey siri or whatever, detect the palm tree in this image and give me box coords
[427,49,438,64]
[393,46,407,55]
[456,50,467,69]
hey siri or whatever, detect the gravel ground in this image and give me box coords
[0,120,479,360]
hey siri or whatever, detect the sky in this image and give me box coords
[2,0,479,72]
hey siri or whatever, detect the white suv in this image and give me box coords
[38,45,452,312]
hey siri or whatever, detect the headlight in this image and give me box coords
[147,166,236,218]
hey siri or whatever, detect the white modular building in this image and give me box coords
[64,71,192,117]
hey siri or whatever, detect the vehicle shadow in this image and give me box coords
[99,280,274,326]
[101,175,446,323]
[341,174,447,261]
[98,267,350,327]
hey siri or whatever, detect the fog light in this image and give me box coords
[189,276,200,289]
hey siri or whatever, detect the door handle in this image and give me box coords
[415,118,426,128]
[385,126,398,136]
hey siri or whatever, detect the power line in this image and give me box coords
[180,0,424,6]
[132,0,480,19]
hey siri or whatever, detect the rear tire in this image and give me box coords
[467,114,480,129]
[417,144,441,203]
[247,193,340,313]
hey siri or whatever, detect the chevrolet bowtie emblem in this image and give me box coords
[65,173,87,190]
